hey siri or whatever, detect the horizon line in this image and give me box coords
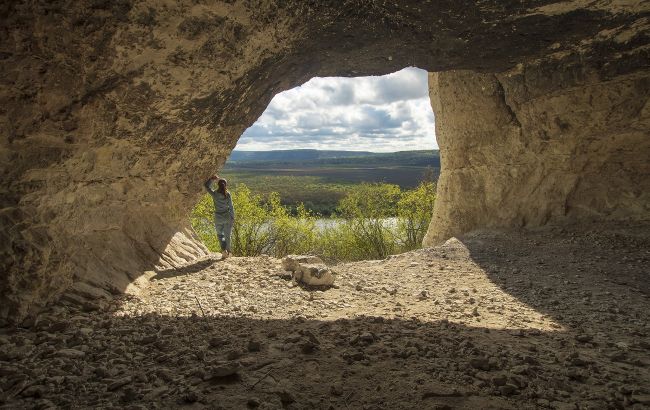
[231,148,438,152]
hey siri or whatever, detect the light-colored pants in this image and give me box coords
[214,219,233,252]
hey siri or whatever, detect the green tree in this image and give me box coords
[191,181,436,261]
[191,183,319,258]
[266,192,317,257]
[335,183,401,260]
[229,184,274,256]
[192,183,275,256]
[396,181,436,251]
[190,192,221,252]
[314,221,360,261]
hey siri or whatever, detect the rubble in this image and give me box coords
[281,255,336,287]
[0,226,647,408]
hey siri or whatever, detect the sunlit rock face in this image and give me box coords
[1,0,648,321]
[424,52,650,245]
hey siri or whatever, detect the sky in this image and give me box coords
[235,67,437,152]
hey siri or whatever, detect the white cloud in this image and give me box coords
[236,67,437,152]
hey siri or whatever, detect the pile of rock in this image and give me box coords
[281,255,336,287]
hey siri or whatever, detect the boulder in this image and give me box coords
[281,255,335,287]
[281,255,323,272]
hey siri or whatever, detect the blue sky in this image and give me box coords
[235,67,437,152]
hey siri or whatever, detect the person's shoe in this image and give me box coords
[222,250,229,260]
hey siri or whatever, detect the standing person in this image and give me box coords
[204,175,235,259]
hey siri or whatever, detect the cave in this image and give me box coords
[1,0,648,325]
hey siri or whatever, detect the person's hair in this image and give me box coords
[217,178,229,197]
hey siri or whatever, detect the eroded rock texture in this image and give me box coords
[1,0,648,321]
[424,50,650,244]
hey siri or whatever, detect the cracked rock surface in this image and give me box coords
[1,0,648,321]
[1,224,648,409]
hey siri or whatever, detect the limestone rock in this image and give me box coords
[207,361,241,379]
[106,377,132,392]
[281,255,335,287]
[281,255,323,272]
[423,62,649,245]
[56,349,86,359]
[0,0,648,323]
[0,227,648,408]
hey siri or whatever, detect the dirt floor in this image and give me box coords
[1,223,649,409]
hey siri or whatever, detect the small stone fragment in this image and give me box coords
[499,384,519,396]
[207,361,241,379]
[107,376,132,392]
[469,357,491,371]
[281,255,336,286]
[276,389,295,405]
[247,340,261,352]
[57,349,86,359]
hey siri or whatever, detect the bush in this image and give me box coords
[265,192,317,258]
[396,181,436,251]
[230,184,274,256]
[191,184,316,257]
[333,183,401,260]
[190,181,435,261]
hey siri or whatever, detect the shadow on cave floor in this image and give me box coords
[1,223,649,409]
[461,222,650,344]
[153,256,221,280]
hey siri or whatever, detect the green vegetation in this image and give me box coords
[191,181,436,262]
[227,149,440,168]
[218,173,354,216]
[192,184,317,258]
[220,150,440,215]
[228,149,373,162]
[192,150,439,261]
[397,181,437,250]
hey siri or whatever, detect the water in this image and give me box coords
[314,217,397,230]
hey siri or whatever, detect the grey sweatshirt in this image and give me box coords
[204,179,235,220]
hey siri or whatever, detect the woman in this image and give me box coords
[204,175,235,259]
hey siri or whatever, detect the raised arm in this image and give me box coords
[204,175,218,194]
[203,179,213,193]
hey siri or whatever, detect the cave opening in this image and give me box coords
[0,0,645,320]
[1,1,648,406]
[190,67,441,261]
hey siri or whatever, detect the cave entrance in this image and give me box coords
[2,0,646,331]
[191,67,440,262]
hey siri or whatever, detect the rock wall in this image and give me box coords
[424,49,650,244]
[1,0,648,321]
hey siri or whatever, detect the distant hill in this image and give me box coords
[221,150,440,209]
[228,149,373,162]
[227,149,440,168]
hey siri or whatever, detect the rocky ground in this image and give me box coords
[1,223,649,409]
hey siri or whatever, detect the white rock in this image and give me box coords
[281,255,324,272]
[281,255,336,286]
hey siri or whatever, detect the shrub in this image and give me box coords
[229,184,274,256]
[190,184,274,255]
[190,192,221,252]
[333,183,401,260]
[396,181,436,251]
[266,193,317,258]
[190,181,436,261]
[191,184,317,257]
